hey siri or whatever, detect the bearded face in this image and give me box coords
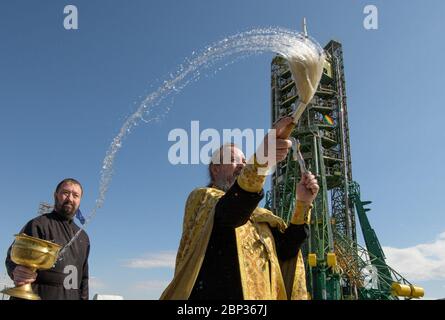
[54,182,82,219]
[211,146,246,192]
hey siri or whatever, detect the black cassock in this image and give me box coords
[5,211,90,300]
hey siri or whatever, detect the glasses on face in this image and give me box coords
[60,189,81,200]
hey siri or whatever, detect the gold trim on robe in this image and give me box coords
[160,188,309,300]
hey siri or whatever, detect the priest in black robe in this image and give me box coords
[5,178,90,300]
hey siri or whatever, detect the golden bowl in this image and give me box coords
[2,234,62,300]
[10,233,62,270]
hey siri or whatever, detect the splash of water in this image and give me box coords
[58,27,324,258]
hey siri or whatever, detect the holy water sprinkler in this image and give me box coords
[281,18,326,138]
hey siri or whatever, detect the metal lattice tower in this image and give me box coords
[266,39,423,300]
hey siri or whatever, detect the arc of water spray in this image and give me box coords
[58,26,325,259]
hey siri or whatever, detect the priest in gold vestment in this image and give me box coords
[161,117,319,300]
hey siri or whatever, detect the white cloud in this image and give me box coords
[383,231,445,281]
[123,251,176,269]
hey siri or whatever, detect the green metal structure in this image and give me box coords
[266,40,423,300]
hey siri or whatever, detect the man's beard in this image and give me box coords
[213,177,235,192]
[213,169,242,192]
[55,199,78,219]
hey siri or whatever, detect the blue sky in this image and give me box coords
[1,0,444,299]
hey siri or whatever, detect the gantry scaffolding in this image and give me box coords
[266,40,423,300]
